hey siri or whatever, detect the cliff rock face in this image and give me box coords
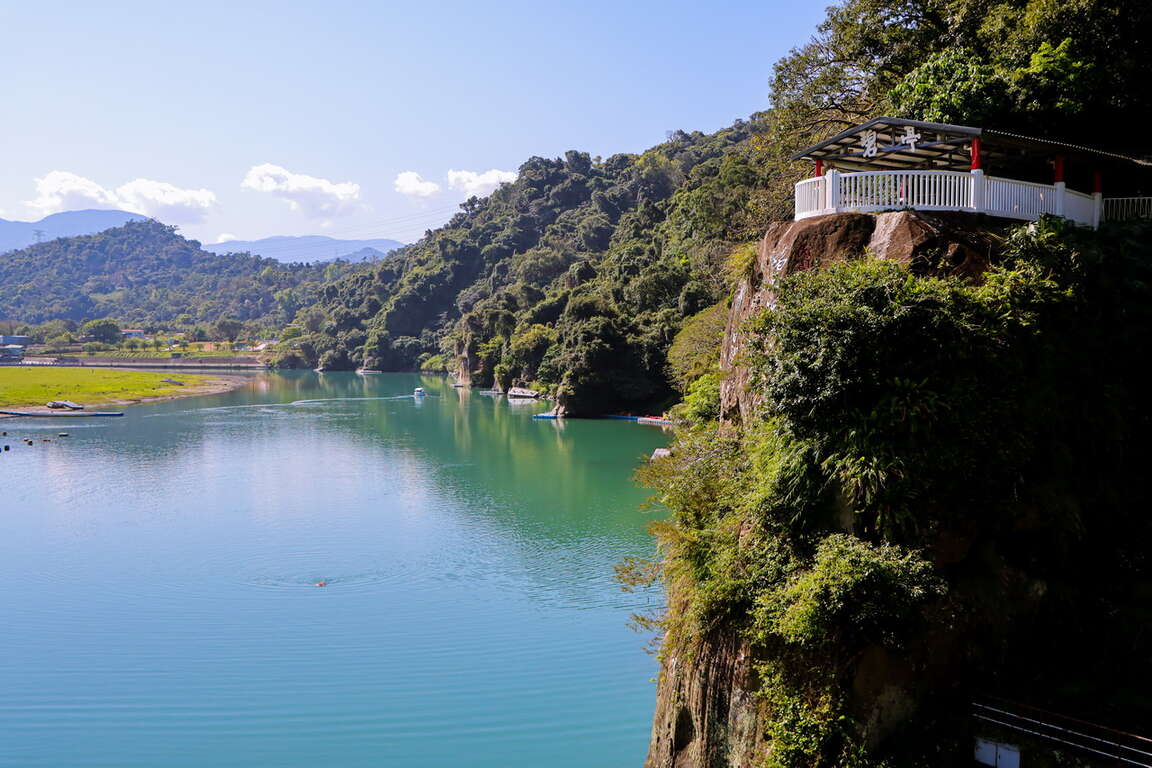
[645,632,764,768]
[647,211,1003,768]
[720,211,999,425]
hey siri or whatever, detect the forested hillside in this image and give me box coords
[0,220,360,327]
[277,119,772,414]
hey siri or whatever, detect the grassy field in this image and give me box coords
[0,367,211,408]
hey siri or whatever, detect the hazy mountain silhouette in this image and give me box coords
[202,235,406,264]
[0,209,146,252]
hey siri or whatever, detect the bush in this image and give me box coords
[756,534,941,649]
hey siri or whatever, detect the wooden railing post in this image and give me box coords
[1054,181,1066,217]
[1092,172,1103,228]
[970,169,985,214]
[826,169,841,213]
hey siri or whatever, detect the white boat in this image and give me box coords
[413,387,426,397]
[356,369,384,375]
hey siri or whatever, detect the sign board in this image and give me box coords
[861,126,923,157]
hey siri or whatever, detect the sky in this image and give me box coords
[0,0,827,250]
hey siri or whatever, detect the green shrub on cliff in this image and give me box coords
[757,535,942,649]
[639,218,1152,766]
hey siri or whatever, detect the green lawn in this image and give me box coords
[0,367,209,408]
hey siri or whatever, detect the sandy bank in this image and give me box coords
[0,372,252,418]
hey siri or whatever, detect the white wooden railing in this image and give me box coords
[795,169,1104,228]
[1103,197,1152,222]
[984,176,1056,220]
[1065,190,1097,225]
[794,177,826,218]
[839,170,973,212]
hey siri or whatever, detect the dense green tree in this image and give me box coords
[80,317,122,344]
[210,317,244,342]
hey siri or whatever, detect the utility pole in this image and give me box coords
[32,229,45,244]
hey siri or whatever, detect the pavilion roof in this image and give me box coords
[792,117,1151,171]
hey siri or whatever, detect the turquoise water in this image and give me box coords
[0,372,666,767]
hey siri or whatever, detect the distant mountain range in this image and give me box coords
[203,235,406,263]
[0,209,146,252]
[0,209,405,264]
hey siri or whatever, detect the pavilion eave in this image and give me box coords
[792,116,1152,171]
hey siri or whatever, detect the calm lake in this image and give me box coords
[0,372,667,767]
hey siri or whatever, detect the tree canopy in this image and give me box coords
[0,220,360,328]
[271,122,772,414]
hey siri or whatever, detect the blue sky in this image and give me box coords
[0,0,826,246]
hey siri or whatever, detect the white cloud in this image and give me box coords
[242,163,361,219]
[447,169,517,197]
[25,170,217,224]
[116,179,217,224]
[217,232,237,242]
[393,171,441,198]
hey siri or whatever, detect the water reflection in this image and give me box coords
[0,372,667,768]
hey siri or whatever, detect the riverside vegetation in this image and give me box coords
[629,218,1152,765]
[265,122,772,415]
[624,0,1152,765]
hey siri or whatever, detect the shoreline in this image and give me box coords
[0,371,254,418]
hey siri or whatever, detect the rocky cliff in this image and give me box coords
[646,211,1007,768]
[719,211,1001,426]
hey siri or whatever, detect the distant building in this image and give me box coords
[0,344,25,362]
[0,335,31,346]
[121,329,146,338]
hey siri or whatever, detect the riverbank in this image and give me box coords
[0,367,250,416]
[21,355,265,370]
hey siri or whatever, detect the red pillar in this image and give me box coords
[814,159,824,177]
[1054,155,1065,183]
[1093,171,1103,194]
[970,138,982,170]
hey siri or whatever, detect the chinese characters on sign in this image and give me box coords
[897,125,922,151]
[859,125,923,156]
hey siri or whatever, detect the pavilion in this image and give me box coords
[791,117,1152,228]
